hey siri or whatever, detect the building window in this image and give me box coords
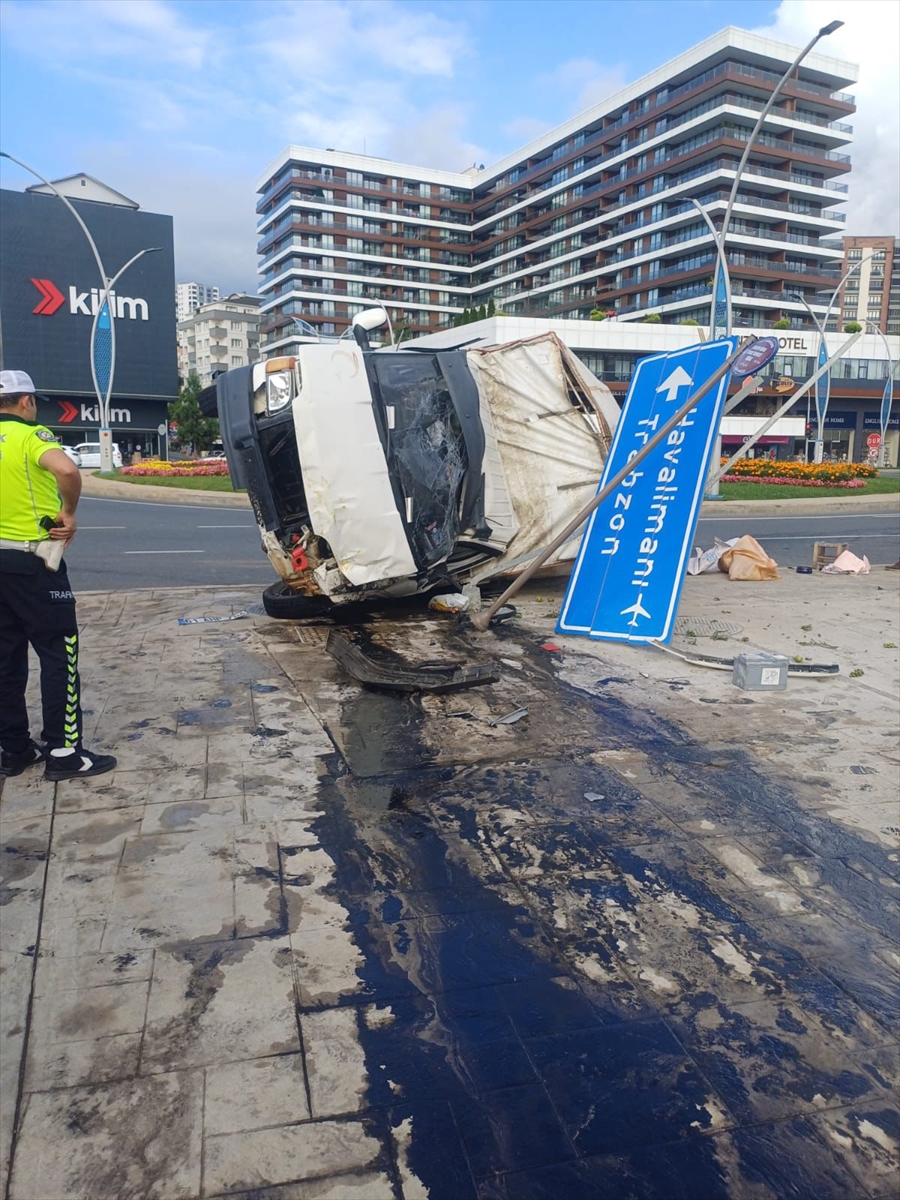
[230,321,243,330]
[230,338,241,347]
[346,172,362,186]
[231,356,243,365]
[847,248,863,260]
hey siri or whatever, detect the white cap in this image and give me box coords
[0,370,36,395]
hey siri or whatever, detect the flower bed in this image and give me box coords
[719,474,867,489]
[120,458,230,477]
[720,459,877,483]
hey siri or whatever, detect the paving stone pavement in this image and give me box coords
[0,574,898,1200]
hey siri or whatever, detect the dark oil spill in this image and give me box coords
[304,618,897,1197]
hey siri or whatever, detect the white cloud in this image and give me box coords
[539,57,630,114]
[502,117,554,144]
[752,0,900,235]
[386,106,489,172]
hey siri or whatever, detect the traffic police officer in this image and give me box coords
[0,370,116,779]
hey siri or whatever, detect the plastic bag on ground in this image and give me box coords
[428,593,470,613]
[822,550,870,575]
[718,535,779,581]
[688,537,739,575]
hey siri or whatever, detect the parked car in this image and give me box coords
[204,309,620,618]
[60,446,82,468]
[73,442,123,469]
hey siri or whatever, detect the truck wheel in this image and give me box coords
[262,581,333,620]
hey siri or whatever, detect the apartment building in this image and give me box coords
[837,236,900,335]
[176,281,221,324]
[256,26,857,353]
[176,293,260,386]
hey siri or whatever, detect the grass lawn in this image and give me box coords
[719,477,900,501]
[96,471,244,493]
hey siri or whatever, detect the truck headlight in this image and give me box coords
[266,371,293,413]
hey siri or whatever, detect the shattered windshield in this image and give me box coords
[370,354,468,568]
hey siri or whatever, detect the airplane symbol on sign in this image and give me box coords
[620,596,652,626]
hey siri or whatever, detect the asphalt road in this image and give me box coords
[63,495,900,593]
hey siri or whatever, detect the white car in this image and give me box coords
[60,446,82,468]
[73,442,123,469]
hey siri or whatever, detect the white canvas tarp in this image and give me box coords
[466,332,619,577]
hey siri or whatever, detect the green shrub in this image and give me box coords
[844,321,862,332]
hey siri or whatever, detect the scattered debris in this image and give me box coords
[177,610,250,625]
[489,605,517,626]
[540,642,561,652]
[652,640,839,676]
[849,668,865,678]
[822,550,870,575]
[326,630,498,693]
[687,538,738,575]
[428,593,470,614]
[488,707,529,727]
[813,541,848,571]
[796,566,813,574]
[801,624,813,632]
[718,535,779,581]
[733,652,789,691]
[583,792,605,802]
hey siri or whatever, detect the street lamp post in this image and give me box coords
[789,252,878,461]
[709,19,844,339]
[695,20,843,495]
[0,151,160,474]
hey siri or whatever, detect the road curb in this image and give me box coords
[80,472,251,507]
[699,494,899,517]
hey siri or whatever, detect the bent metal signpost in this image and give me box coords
[557,337,777,644]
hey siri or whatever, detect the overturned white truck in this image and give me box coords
[204,312,621,618]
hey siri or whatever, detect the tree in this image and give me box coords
[487,296,496,317]
[169,372,219,454]
[643,314,662,323]
[678,318,700,326]
[844,321,862,333]
[773,318,791,330]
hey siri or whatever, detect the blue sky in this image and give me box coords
[1,0,896,291]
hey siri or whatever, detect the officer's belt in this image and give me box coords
[0,539,43,552]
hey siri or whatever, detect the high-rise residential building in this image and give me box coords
[256,26,857,354]
[175,281,220,324]
[837,236,900,336]
[177,293,260,386]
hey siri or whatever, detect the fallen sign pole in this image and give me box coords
[470,367,765,592]
[710,330,862,485]
[469,340,748,632]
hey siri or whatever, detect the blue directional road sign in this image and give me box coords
[557,337,738,644]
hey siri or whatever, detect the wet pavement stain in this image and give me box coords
[300,617,898,1198]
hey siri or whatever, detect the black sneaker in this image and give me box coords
[44,750,117,782]
[0,740,45,778]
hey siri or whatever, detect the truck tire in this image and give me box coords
[262,580,333,620]
[198,384,219,417]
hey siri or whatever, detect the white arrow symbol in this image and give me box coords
[656,365,693,401]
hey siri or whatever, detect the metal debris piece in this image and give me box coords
[652,640,839,676]
[177,610,250,626]
[488,707,528,727]
[325,629,498,694]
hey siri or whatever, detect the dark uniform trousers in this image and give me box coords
[0,550,82,754]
